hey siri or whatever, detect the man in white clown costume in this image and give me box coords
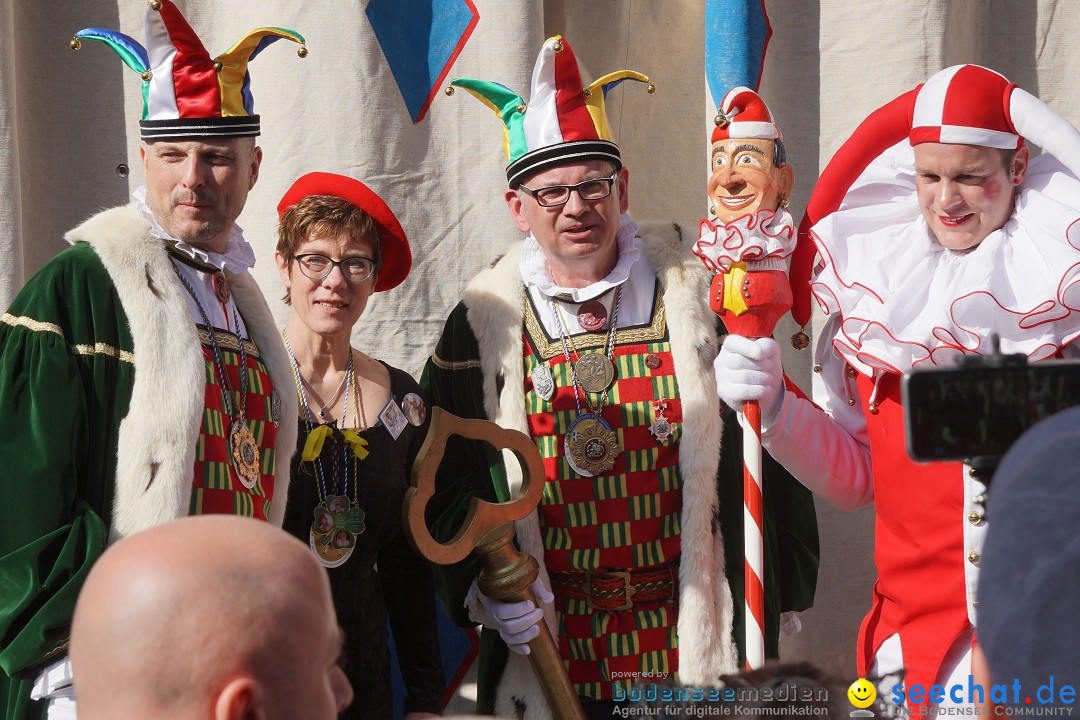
[0,3,303,717]
[717,64,1080,713]
[423,36,818,719]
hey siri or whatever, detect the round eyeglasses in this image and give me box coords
[519,172,618,207]
[293,254,376,284]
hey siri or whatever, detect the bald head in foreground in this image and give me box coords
[70,516,353,719]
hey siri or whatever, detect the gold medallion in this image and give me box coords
[230,422,260,489]
[564,413,621,477]
[575,352,615,393]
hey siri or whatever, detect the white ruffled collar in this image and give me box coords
[811,141,1080,375]
[132,185,256,274]
[692,207,796,273]
[519,213,640,302]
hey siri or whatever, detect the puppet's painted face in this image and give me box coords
[707,137,793,224]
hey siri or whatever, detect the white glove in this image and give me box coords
[476,576,554,656]
[714,335,785,425]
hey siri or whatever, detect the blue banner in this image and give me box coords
[705,0,771,103]
[366,0,480,123]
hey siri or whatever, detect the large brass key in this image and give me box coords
[404,407,586,720]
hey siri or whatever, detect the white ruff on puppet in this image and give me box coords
[693,86,797,339]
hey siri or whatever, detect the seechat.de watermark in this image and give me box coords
[890,676,1076,715]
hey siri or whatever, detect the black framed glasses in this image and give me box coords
[293,254,376,283]
[519,172,618,207]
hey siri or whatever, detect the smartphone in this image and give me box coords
[902,359,1080,462]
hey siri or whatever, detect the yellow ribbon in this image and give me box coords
[302,425,370,462]
[341,429,370,460]
[301,425,333,462]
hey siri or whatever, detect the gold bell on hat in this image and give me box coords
[69,37,82,51]
[714,112,730,128]
[297,45,308,58]
[791,331,810,350]
[150,0,162,11]
[444,86,455,96]
[553,38,563,52]
[646,83,656,94]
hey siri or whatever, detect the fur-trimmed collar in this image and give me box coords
[461,224,734,718]
[64,205,297,539]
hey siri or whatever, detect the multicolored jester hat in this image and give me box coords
[70,0,306,140]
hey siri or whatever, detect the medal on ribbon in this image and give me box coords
[531,365,555,401]
[309,495,366,568]
[564,413,621,477]
[649,400,674,443]
[230,422,261,489]
[575,352,615,393]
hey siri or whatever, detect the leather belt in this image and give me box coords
[549,560,678,612]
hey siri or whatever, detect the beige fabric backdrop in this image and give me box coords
[3,0,1079,679]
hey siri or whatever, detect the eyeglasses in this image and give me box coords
[519,172,618,207]
[293,254,376,283]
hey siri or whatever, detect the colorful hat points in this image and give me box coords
[449,35,653,188]
[71,0,306,141]
[277,172,412,293]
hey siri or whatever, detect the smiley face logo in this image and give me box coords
[848,678,877,709]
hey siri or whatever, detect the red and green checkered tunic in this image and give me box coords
[189,327,278,520]
[523,311,683,700]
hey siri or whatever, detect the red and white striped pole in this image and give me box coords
[738,397,764,669]
[741,397,766,669]
[709,266,791,669]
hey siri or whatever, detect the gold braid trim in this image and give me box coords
[523,281,669,361]
[428,353,482,370]
[2,312,63,336]
[197,326,262,359]
[3,313,135,365]
[40,638,71,665]
[74,343,135,364]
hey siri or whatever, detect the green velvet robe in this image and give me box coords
[0,206,297,719]
[0,242,132,719]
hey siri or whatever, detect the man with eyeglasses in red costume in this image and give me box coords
[421,35,818,719]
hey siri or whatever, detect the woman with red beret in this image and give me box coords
[275,172,443,719]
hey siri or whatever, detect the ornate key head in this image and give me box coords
[404,407,545,565]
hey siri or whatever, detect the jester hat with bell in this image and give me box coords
[71,0,307,141]
[712,86,782,145]
[789,63,1080,328]
[450,35,652,188]
[706,84,793,213]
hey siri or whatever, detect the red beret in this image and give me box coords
[277,172,411,292]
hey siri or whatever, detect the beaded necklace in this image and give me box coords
[282,330,367,568]
[551,286,623,477]
[172,262,260,489]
